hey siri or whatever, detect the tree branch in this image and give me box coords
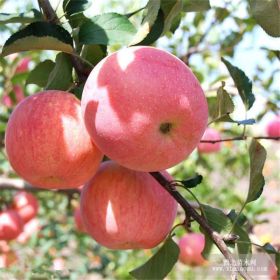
[200,136,280,143]
[37,0,92,84]
[37,0,59,23]
[0,177,79,195]
[150,172,252,280]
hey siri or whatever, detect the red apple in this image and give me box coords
[15,57,30,73]
[2,94,12,108]
[74,206,86,233]
[0,210,23,241]
[5,90,103,189]
[0,250,17,268]
[178,233,206,266]
[80,161,177,249]
[266,116,280,137]
[16,218,41,243]
[13,191,39,223]
[82,46,208,172]
[198,128,222,153]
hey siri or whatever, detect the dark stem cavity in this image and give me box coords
[159,122,172,134]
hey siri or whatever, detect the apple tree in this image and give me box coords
[0,0,279,279]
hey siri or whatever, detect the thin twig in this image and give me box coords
[37,0,59,23]
[200,136,280,143]
[0,177,80,195]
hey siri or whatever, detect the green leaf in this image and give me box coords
[216,83,234,115]
[262,243,278,254]
[235,227,251,258]
[0,121,6,133]
[222,57,255,110]
[210,82,234,121]
[201,204,232,234]
[46,53,73,91]
[250,0,280,37]
[130,0,161,45]
[227,211,252,259]
[215,8,230,22]
[0,9,42,24]
[180,174,203,189]
[246,139,267,204]
[262,243,280,277]
[136,9,165,45]
[169,12,182,33]
[201,204,232,259]
[81,44,107,66]
[26,60,55,87]
[227,209,248,227]
[182,0,211,12]
[209,84,255,125]
[202,234,214,260]
[71,83,85,99]
[129,237,179,279]
[161,0,183,34]
[1,22,73,56]
[63,0,91,16]
[79,13,137,46]
[62,0,91,28]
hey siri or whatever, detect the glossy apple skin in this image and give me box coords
[5,90,103,189]
[266,117,280,137]
[178,233,206,266]
[74,207,86,233]
[13,191,39,223]
[197,128,222,153]
[80,161,177,249]
[0,210,23,241]
[82,46,208,172]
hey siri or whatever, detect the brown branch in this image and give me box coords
[200,136,280,144]
[37,0,59,23]
[0,177,80,195]
[150,172,252,280]
[37,0,92,84]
